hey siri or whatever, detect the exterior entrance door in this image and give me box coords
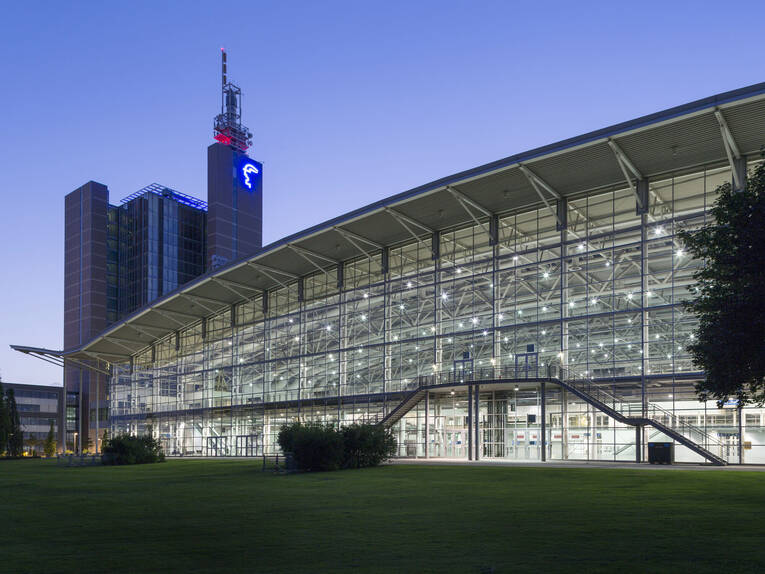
[718,432,738,463]
[235,434,261,457]
[206,436,228,456]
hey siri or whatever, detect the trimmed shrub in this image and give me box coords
[277,423,345,472]
[101,434,165,465]
[342,424,397,469]
[277,422,396,472]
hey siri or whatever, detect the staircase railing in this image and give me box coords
[373,363,728,464]
[548,365,727,464]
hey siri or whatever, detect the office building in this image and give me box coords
[58,51,262,452]
[2,382,63,455]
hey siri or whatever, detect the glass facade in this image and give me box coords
[108,190,207,321]
[110,160,765,464]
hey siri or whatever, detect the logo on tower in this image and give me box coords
[239,159,263,190]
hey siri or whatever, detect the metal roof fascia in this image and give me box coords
[68,81,765,359]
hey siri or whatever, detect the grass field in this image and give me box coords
[1,459,762,573]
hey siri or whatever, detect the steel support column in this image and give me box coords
[474,384,480,461]
[424,391,429,459]
[78,369,83,454]
[640,211,649,462]
[467,385,473,460]
[738,406,744,464]
[541,381,547,462]
[635,425,641,463]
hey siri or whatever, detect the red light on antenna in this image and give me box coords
[214,133,232,145]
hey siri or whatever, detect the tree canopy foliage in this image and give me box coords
[0,383,23,456]
[679,163,765,406]
[44,421,57,457]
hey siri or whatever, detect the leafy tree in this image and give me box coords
[679,162,765,405]
[6,389,23,457]
[44,421,57,457]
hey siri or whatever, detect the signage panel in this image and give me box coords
[239,158,263,190]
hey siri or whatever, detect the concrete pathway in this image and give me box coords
[390,457,765,471]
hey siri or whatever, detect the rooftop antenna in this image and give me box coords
[213,48,252,152]
[222,47,227,86]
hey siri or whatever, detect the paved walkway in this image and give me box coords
[391,457,765,471]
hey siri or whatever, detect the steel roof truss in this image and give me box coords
[446,186,491,237]
[247,261,299,279]
[289,243,339,265]
[178,294,223,315]
[519,165,564,228]
[445,185,493,216]
[40,354,68,368]
[333,227,384,250]
[385,208,432,253]
[211,278,254,301]
[714,108,743,190]
[246,262,289,289]
[104,336,144,354]
[131,322,172,335]
[287,245,333,278]
[384,207,434,234]
[127,324,163,341]
[78,353,116,374]
[156,307,206,321]
[607,138,645,210]
[333,228,374,261]
[215,276,263,293]
[153,309,191,328]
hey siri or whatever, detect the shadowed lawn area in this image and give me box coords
[1,459,762,573]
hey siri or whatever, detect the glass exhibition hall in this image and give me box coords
[75,84,765,465]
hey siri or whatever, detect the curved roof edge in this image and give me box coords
[63,80,765,360]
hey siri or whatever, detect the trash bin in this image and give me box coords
[648,442,674,464]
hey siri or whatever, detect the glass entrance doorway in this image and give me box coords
[206,436,229,456]
[235,434,261,456]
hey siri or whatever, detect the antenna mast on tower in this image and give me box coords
[214,48,253,152]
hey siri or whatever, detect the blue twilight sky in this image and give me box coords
[1,1,764,385]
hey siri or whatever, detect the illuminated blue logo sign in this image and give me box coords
[239,158,262,190]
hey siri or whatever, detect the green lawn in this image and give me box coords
[1,459,762,573]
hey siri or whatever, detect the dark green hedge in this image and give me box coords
[101,434,165,465]
[277,423,396,472]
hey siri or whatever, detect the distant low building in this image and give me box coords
[3,382,64,455]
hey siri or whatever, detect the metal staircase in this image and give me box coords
[379,387,427,428]
[376,365,728,465]
[555,372,727,465]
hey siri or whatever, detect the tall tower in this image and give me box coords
[208,49,263,270]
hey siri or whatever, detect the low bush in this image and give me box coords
[341,424,397,469]
[277,422,396,472]
[277,423,345,471]
[101,434,165,465]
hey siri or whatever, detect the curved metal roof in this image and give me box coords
[59,81,765,362]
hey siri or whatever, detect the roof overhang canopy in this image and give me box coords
[38,82,765,364]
